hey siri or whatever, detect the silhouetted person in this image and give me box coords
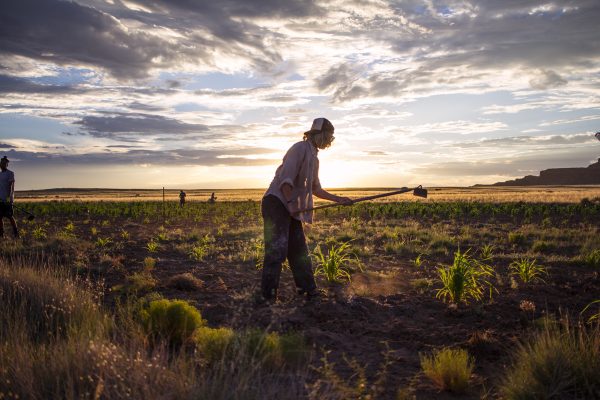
[208,192,217,203]
[0,156,19,238]
[261,118,352,303]
[179,190,186,207]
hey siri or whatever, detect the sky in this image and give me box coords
[1,0,599,190]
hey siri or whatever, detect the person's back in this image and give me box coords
[179,190,186,207]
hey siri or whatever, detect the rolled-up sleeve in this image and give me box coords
[277,142,304,189]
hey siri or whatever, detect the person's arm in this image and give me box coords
[313,187,353,205]
[9,179,15,203]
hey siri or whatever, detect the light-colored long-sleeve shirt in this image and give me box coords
[265,140,321,223]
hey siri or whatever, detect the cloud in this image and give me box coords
[529,69,568,90]
[450,133,598,148]
[75,113,209,137]
[0,143,14,149]
[0,74,82,94]
[2,146,277,167]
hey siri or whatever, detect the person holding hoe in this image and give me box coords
[0,156,19,239]
[261,118,352,302]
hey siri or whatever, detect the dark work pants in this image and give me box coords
[261,195,316,299]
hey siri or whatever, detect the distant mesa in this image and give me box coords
[491,158,600,186]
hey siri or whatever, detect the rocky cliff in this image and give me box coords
[492,158,600,186]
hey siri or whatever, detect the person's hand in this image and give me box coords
[337,196,354,206]
[287,201,301,215]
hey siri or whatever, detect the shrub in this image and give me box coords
[500,320,600,399]
[140,299,205,345]
[435,248,495,305]
[420,348,474,393]
[194,326,235,363]
[509,258,547,284]
[167,272,204,291]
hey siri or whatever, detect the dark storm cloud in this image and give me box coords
[0,74,82,94]
[75,113,209,137]
[1,147,275,167]
[0,143,14,149]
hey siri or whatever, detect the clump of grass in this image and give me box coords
[139,298,205,345]
[126,272,157,292]
[411,278,433,293]
[582,249,600,268]
[500,319,600,399]
[581,300,600,323]
[420,348,474,393]
[509,258,547,284]
[194,326,236,363]
[435,248,495,305]
[143,256,156,271]
[189,244,208,261]
[313,241,362,283]
[167,272,204,291]
[32,226,46,240]
[531,240,554,254]
[508,231,526,246]
[479,244,494,261]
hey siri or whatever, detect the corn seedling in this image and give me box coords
[479,244,495,261]
[413,253,425,268]
[146,240,159,253]
[189,244,209,261]
[435,248,495,305]
[31,226,46,240]
[313,241,362,283]
[95,237,112,248]
[420,348,474,393]
[120,229,130,240]
[509,258,547,284]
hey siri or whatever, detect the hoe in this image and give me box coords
[297,185,428,213]
[13,204,35,221]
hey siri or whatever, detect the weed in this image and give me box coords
[435,248,495,305]
[90,226,98,236]
[500,319,600,399]
[509,258,547,284]
[411,278,433,293]
[420,347,474,393]
[120,229,130,240]
[508,231,526,246]
[126,272,157,292]
[167,272,204,291]
[313,241,362,283]
[581,300,600,323]
[143,256,156,271]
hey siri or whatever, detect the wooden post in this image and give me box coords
[162,186,165,224]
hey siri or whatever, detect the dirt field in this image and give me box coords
[2,187,600,399]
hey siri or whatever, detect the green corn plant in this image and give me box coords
[120,229,130,240]
[435,248,495,305]
[413,253,425,268]
[509,258,547,283]
[95,237,112,248]
[581,300,600,323]
[146,240,160,253]
[188,244,208,261]
[32,226,46,240]
[313,241,362,283]
[479,244,495,261]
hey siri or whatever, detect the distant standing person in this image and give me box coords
[208,192,217,203]
[179,190,186,207]
[0,156,19,238]
[261,118,352,302]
